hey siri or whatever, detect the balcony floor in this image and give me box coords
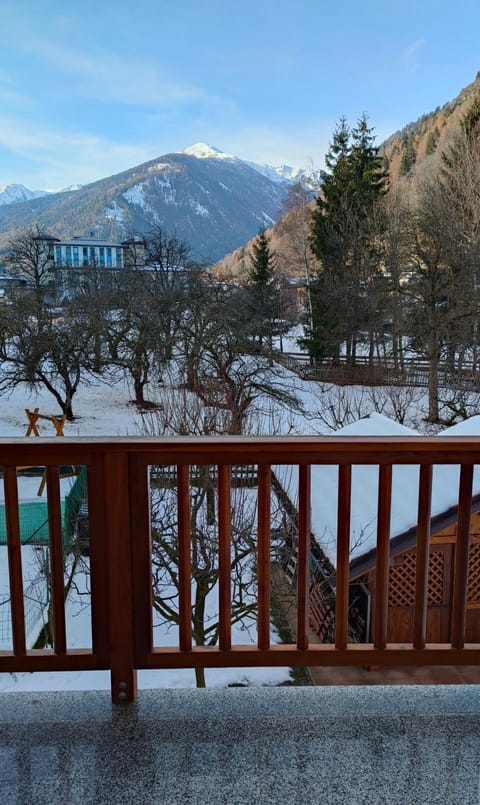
[0,684,479,804]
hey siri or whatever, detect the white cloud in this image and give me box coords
[401,38,426,72]
[13,33,212,109]
[0,116,156,188]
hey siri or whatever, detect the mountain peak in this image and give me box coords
[182,143,237,160]
[0,183,49,206]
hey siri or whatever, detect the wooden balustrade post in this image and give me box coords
[103,451,137,703]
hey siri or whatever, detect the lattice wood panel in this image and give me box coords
[309,587,335,642]
[388,551,445,608]
[467,542,480,604]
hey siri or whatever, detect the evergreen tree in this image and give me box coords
[399,135,417,176]
[462,94,480,140]
[248,226,276,288]
[349,113,388,214]
[307,115,387,364]
[425,127,440,156]
[247,227,279,351]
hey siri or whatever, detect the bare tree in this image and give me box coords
[4,225,57,312]
[141,390,283,687]
[276,182,318,331]
[311,381,425,431]
[402,170,476,422]
[107,228,194,405]
[0,292,95,420]
[177,275,302,434]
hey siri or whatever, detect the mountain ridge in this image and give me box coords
[0,145,312,262]
[1,67,479,265]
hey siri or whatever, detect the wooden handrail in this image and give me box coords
[0,436,479,703]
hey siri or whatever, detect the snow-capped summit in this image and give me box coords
[182,142,295,181]
[0,183,49,206]
[182,143,237,161]
[182,143,321,191]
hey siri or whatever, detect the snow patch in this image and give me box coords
[153,175,177,205]
[183,142,237,161]
[262,212,275,225]
[275,411,480,564]
[147,161,175,173]
[191,200,209,217]
[124,184,146,207]
[105,200,125,221]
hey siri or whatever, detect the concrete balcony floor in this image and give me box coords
[1,685,479,805]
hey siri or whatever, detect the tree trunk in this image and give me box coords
[134,377,145,405]
[428,339,440,422]
[93,332,102,373]
[64,400,74,422]
[195,668,206,687]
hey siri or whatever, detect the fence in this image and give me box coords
[0,436,479,702]
[279,353,480,390]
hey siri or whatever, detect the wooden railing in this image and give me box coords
[1,436,480,702]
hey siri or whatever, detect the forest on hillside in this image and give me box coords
[217,90,480,426]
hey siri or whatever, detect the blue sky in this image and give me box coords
[1,0,479,190]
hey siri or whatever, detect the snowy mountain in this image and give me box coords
[59,184,83,193]
[183,142,321,191]
[0,183,83,207]
[0,144,315,262]
[0,183,49,206]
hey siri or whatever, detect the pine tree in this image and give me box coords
[307,115,387,364]
[248,227,276,288]
[247,227,279,351]
[399,135,417,176]
[462,94,480,140]
[425,127,440,156]
[349,113,388,214]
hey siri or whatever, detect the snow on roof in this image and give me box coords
[333,411,418,437]
[437,415,480,437]
[275,413,480,564]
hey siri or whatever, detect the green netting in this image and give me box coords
[0,466,87,546]
[0,500,66,545]
[63,466,88,543]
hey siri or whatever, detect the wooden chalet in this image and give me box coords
[349,494,480,644]
[276,412,480,646]
[346,414,480,645]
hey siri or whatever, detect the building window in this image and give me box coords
[82,247,88,266]
[106,247,112,267]
[73,246,79,267]
[65,246,72,267]
[99,247,105,267]
[116,248,123,268]
[55,246,62,265]
[90,247,96,264]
